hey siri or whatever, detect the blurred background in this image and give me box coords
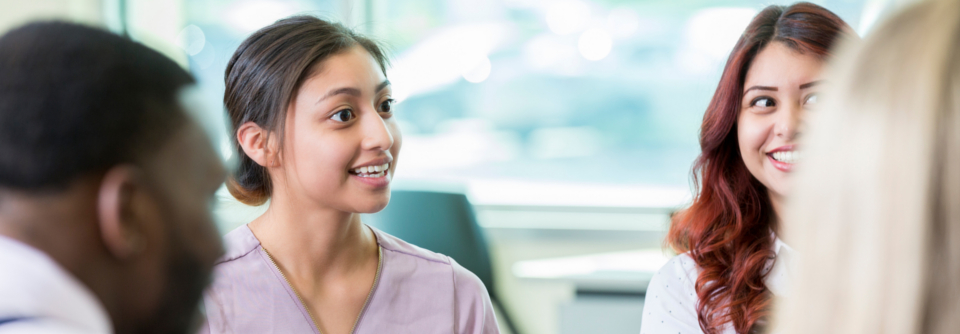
[0,0,916,333]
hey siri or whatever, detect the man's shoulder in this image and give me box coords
[0,237,113,334]
[0,318,96,334]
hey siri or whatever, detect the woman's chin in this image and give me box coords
[765,180,792,200]
[348,197,391,214]
[760,166,794,196]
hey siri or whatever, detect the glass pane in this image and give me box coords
[180,0,870,207]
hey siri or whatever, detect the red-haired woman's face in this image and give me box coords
[738,42,823,204]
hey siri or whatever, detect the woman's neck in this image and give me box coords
[247,191,378,282]
[768,190,785,239]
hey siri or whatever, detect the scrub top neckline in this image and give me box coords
[255,224,384,334]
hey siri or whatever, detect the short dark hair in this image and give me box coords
[0,22,195,190]
[224,16,389,206]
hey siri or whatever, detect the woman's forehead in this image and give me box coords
[745,42,824,87]
[302,47,386,94]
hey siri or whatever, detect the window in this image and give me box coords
[179,0,870,209]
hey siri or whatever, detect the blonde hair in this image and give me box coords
[775,0,960,333]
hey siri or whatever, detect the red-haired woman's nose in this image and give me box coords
[777,104,804,140]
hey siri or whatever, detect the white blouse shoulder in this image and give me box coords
[639,253,727,334]
[639,238,794,334]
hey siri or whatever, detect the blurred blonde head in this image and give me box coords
[776,0,960,333]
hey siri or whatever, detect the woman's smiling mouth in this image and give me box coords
[348,161,392,188]
[767,146,799,172]
[349,162,390,178]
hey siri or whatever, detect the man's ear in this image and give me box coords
[237,122,279,167]
[97,165,148,259]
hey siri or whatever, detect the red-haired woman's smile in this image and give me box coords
[766,145,799,172]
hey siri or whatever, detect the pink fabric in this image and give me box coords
[199,225,499,334]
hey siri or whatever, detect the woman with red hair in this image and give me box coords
[640,3,854,334]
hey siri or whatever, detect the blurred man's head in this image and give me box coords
[0,22,225,333]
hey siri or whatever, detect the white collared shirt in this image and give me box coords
[0,236,112,334]
[639,237,796,334]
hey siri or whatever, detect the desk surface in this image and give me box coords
[512,249,674,293]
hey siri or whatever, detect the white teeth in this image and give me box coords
[351,162,391,177]
[771,150,800,164]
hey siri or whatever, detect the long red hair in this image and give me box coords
[667,3,853,333]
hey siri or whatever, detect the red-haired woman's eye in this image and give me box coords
[752,97,776,108]
[804,93,818,107]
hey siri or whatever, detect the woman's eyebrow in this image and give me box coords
[316,80,392,104]
[376,80,391,93]
[744,85,778,94]
[317,87,361,104]
[800,80,823,89]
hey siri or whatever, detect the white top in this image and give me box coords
[639,237,795,334]
[0,236,112,334]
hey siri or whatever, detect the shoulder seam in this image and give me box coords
[214,245,259,265]
[381,246,451,265]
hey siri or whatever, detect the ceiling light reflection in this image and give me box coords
[545,0,590,35]
[578,28,612,61]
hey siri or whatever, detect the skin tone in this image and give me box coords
[239,45,400,334]
[738,41,824,217]
[0,120,226,334]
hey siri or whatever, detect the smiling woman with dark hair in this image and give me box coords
[200,16,499,334]
[640,3,855,334]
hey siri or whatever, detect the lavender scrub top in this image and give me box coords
[199,224,500,334]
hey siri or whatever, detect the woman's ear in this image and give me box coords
[237,122,279,167]
[97,165,149,259]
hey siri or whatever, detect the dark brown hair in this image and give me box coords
[0,22,193,190]
[667,3,853,333]
[224,16,388,205]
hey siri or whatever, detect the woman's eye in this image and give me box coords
[330,109,355,122]
[752,97,776,108]
[379,99,395,113]
[804,93,819,106]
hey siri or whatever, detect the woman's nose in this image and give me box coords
[360,111,394,152]
[776,102,805,140]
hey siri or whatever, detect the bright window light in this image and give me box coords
[176,24,205,56]
[545,0,590,35]
[684,7,757,60]
[461,55,492,83]
[578,28,612,61]
[225,0,300,34]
